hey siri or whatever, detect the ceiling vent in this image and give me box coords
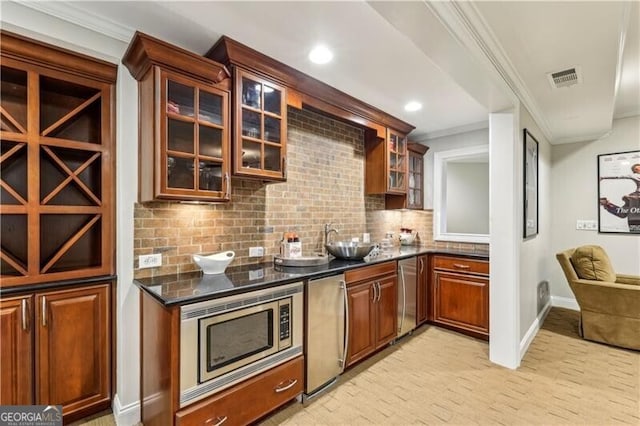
[547,67,582,89]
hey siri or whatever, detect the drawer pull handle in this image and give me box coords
[274,379,298,393]
[453,263,470,269]
[204,416,227,426]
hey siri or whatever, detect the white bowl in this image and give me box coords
[193,251,235,274]
[399,232,416,245]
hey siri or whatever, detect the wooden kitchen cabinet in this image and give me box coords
[231,68,287,180]
[365,128,409,209]
[416,255,428,325]
[407,142,429,210]
[175,356,303,426]
[0,295,33,405]
[345,261,397,367]
[123,32,232,202]
[430,255,489,339]
[0,30,116,287]
[0,284,111,422]
[206,37,287,181]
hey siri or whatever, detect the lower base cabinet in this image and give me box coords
[175,356,304,426]
[345,261,397,367]
[0,283,111,423]
[430,255,489,339]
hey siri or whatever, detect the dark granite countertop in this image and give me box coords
[134,246,489,307]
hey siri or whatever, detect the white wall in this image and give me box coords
[2,4,141,424]
[422,127,489,209]
[518,107,553,347]
[446,162,490,234]
[550,115,640,300]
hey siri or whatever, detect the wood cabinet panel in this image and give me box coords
[416,255,428,325]
[433,272,488,334]
[375,276,398,348]
[36,284,110,420]
[175,356,303,426]
[345,261,396,284]
[346,282,376,366]
[0,295,33,405]
[433,256,489,275]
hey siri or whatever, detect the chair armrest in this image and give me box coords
[571,279,640,318]
[616,274,640,286]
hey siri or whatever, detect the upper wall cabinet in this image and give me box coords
[0,31,117,287]
[123,32,232,202]
[365,128,409,208]
[234,69,287,180]
[207,38,287,181]
[407,142,429,210]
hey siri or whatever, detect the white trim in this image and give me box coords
[113,394,141,426]
[433,145,490,244]
[552,130,612,145]
[519,301,551,359]
[428,1,553,144]
[14,0,134,42]
[419,120,489,142]
[613,109,640,120]
[551,296,579,311]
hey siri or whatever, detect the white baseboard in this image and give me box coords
[551,296,579,311]
[113,394,141,426]
[519,300,551,359]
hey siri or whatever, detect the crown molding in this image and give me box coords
[425,1,555,143]
[14,0,134,43]
[419,120,489,141]
[552,130,611,145]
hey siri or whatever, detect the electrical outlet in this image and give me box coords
[249,246,264,257]
[576,219,598,230]
[139,253,162,268]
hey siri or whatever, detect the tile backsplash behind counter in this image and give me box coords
[133,107,476,279]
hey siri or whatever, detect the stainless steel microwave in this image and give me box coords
[180,282,303,407]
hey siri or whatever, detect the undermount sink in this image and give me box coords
[274,254,330,267]
[325,241,376,260]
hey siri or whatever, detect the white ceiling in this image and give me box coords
[13,1,639,144]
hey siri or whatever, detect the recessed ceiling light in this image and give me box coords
[404,101,422,112]
[309,45,333,64]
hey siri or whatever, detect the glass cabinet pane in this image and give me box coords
[241,140,262,169]
[168,119,194,153]
[168,80,194,117]
[199,125,222,158]
[264,116,281,143]
[167,156,194,189]
[397,136,406,153]
[199,91,223,125]
[264,145,281,172]
[263,86,281,115]
[242,78,261,109]
[242,109,261,138]
[1,66,28,133]
[198,161,222,191]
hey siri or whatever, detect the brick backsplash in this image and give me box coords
[133,107,485,279]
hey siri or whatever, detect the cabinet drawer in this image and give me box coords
[433,256,489,276]
[345,261,396,284]
[175,356,303,426]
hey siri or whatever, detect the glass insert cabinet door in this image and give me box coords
[161,71,229,200]
[234,68,286,180]
[387,130,407,193]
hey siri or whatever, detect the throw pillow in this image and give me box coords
[571,245,616,282]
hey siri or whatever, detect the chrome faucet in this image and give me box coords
[324,223,339,254]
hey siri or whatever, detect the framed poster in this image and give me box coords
[523,129,538,239]
[598,150,640,234]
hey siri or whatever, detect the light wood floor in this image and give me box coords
[80,308,640,425]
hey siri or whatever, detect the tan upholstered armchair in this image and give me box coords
[556,246,640,351]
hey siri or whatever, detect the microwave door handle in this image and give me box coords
[339,280,349,371]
